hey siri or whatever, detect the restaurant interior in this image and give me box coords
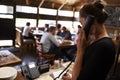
[0,0,120,80]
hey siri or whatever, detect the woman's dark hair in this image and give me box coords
[80,1,108,24]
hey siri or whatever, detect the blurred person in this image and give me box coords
[40,26,61,59]
[60,26,72,40]
[66,25,82,61]
[56,24,62,36]
[59,26,73,61]
[40,26,75,60]
[22,22,34,39]
[62,1,116,80]
[44,24,49,32]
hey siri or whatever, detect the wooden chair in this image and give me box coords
[15,28,35,53]
[35,38,55,65]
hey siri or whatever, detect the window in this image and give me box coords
[0,5,13,14]
[58,10,73,17]
[58,21,72,30]
[16,18,37,27]
[38,19,56,27]
[0,5,13,19]
[16,5,37,14]
[0,14,13,19]
[0,5,14,44]
[0,40,12,46]
[74,21,82,28]
[73,21,82,28]
[72,21,82,34]
[74,11,79,21]
[39,8,57,15]
[74,11,79,18]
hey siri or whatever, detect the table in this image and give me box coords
[35,62,74,80]
[15,71,26,80]
[15,62,74,80]
[0,50,22,67]
[55,36,76,48]
[59,40,75,48]
[33,30,44,36]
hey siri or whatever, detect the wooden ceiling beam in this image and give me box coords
[0,0,119,10]
[38,0,45,8]
[25,0,29,5]
[58,0,68,10]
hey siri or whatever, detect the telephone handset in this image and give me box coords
[84,15,95,40]
[21,64,40,79]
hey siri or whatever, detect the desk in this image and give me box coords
[16,62,74,80]
[59,40,75,48]
[33,30,44,40]
[33,30,44,36]
[55,36,76,48]
[15,68,61,80]
[0,50,22,67]
[15,71,26,80]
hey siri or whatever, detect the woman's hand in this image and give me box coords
[72,29,89,80]
[76,29,87,51]
[62,72,72,80]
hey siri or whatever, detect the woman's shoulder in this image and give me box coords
[97,37,112,44]
[92,37,115,49]
[98,37,116,52]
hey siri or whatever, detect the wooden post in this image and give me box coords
[13,4,16,47]
[37,7,39,27]
[56,10,58,27]
[72,7,75,29]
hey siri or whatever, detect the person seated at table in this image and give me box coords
[66,25,82,62]
[22,22,34,39]
[56,24,62,36]
[40,26,75,61]
[40,26,61,59]
[60,26,72,40]
[44,24,49,32]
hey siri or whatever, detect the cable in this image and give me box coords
[54,61,72,80]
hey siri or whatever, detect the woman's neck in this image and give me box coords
[95,25,109,41]
[96,33,108,40]
[89,33,108,44]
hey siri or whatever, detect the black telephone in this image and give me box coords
[21,63,40,80]
[84,15,95,40]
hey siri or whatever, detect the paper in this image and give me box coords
[0,50,11,56]
[53,70,63,78]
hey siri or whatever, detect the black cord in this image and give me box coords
[54,61,72,80]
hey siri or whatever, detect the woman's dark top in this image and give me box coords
[77,37,116,80]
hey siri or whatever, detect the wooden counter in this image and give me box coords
[0,50,22,67]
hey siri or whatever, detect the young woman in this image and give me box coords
[62,1,116,80]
